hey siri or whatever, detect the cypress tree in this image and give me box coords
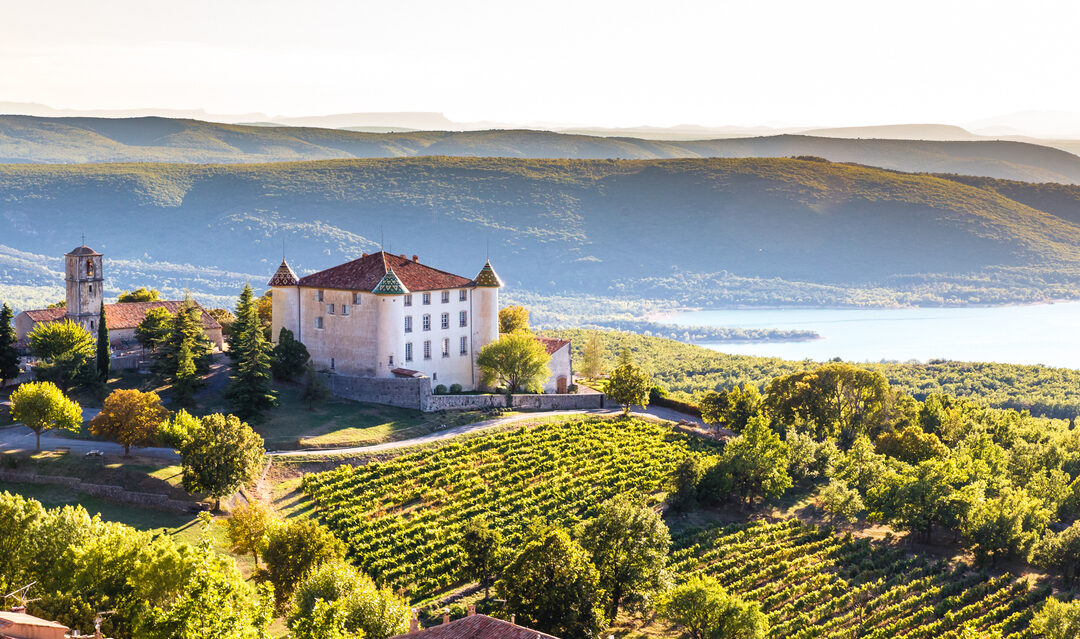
[96,301,111,381]
[0,303,20,385]
[226,283,277,421]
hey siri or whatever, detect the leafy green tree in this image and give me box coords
[180,413,266,511]
[875,425,948,464]
[89,389,170,456]
[868,459,970,543]
[10,381,82,450]
[96,302,110,381]
[226,284,278,420]
[786,428,838,482]
[264,518,346,607]
[0,303,22,386]
[718,415,792,507]
[834,435,893,494]
[765,363,890,443]
[818,479,865,524]
[0,491,46,588]
[272,327,310,381]
[224,501,278,567]
[477,332,551,394]
[606,361,652,415]
[658,574,767,639]
[288,560,410,639]
[962,487,1050,566]
[496,526,603,639]
[724,384,764,433]
[28,319,96,391]
[578,496,671,622]
[668,456,708,511]
[117,286,161,302]
[498,305,530,334]
[301,361,331,410]
[135,307,174,352]
[159,408,200,449]
[172,339,199,406]
[1033,598,1080,639]
[459,517,504,599]
[581,332,604,379]
[699,390,729,436]
[1033,521,1080,586]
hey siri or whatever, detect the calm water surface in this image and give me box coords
[662,303,1080,369]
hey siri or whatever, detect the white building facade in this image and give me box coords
[269,251,502,391]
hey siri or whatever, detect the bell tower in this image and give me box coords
[65,245,104,333]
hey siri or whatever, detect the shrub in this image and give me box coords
[434,384,448,395]
[449,383,463,394]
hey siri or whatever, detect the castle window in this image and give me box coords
[91,320,95,331]
[404,294,412,306]
[353,292,362,304]
[405,342,413,362]
[459,289,468,302]
[342,304,350,316]
[316,290,324,302]
[441,313,449,330]
[315,316,324,329]
[424,340,431,360]
[389,355,394,366]
[459,311,467,327]
[327,303,335,315]
[422,314,431,331]
[88,284,93,294]
[331,357,335,369]
[405,316,413,333]
[441,291,450,304]
[460,336,468,355]
[442,338,450,358]
[422,292,431,305]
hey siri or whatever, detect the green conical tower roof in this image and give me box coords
[473,260,503,288]
[372,266,410,295]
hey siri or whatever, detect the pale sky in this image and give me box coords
[2,0,1079,128]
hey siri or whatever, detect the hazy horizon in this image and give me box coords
[4,0,1080,132]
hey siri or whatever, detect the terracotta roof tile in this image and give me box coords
[268,260,300,286]
[20,301,221,331]
[390,615,559,639]
[297,252,473,293]
[534,336,571,355]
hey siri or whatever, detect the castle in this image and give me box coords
[14,245,223,351]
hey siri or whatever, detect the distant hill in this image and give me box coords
[5,115,1080,183]
[800,124,984,141]
[4,156,1080,313]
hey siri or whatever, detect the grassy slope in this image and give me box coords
[6,157,1080,313]
[545,328,1080,417]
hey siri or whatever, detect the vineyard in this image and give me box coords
[671,519,1049,639]
[301,418,715,599]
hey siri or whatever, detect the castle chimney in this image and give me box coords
[400,254,407,259]
[11,605,25,614]
[467,604,476,617]
[442,608,450,625]
[362,253,369,258]
[412,254,419,262]
[510,614,516,625]
[409,610,419,634]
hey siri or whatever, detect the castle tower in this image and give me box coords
[65,245,103,334]
[471,260,502,388]
[268,259,300,343]
[373,266,408,377]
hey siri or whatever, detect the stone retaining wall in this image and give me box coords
[0,470,196,512]
[321,372,604,412]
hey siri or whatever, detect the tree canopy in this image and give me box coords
[179,413,266,510]
[477,332,551,394]
[28,319,97,391]
[89,389,170,456]
[10,381,82,450]
[498,305,530,334]
[606,361,652,416]
[0,303,20,385]
[118,286,161,302]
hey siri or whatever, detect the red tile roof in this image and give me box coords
[20,301,221,331]
[535,336,570,355]
[298,252,473,293]
[391,615,559,639]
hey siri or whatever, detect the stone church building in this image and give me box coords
[14,245,223,351]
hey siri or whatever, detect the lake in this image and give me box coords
[661,302,1080,369]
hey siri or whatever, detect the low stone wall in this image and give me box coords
[0,470,196,512]
[426,392,604,412]
[321,373,429,409]
[321,372,604,412]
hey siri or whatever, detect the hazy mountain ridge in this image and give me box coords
[5,115,1080,184]
[5,157,1080,314]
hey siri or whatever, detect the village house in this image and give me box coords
[269,251,572,393]
[393,606,560,639]
[14,246,223,352]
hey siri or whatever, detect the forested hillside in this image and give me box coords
[6,156,1080,313]
[5,115,1080,183]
